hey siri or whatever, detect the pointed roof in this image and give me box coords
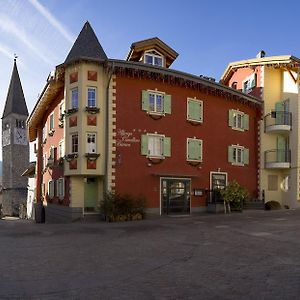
[64,21,107,64]
[2,60,28,118]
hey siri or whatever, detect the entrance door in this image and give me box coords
[161,178,190,215]
[210,172,227,202]
[84,177,98,212]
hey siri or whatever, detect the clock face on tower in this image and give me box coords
[14,128,27,145]
[2,129,11,147]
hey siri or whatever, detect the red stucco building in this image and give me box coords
[27,22,262,222]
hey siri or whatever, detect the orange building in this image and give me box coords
[27,22,262,222]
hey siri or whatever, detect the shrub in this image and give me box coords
[100,192,146,221]
[220,180,249,211]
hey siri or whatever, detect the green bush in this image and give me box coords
[220,180,249,211]
[100,192,146,221]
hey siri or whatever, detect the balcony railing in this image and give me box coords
[264,111,292,133]
[264,149,291,169]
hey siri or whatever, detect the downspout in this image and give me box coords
[104,62,114,196]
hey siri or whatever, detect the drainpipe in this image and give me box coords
[104,62,114,197]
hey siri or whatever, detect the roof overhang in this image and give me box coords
[221,55,300,84]
[27,71,64,142]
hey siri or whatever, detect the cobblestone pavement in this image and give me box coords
[1,209,300,299]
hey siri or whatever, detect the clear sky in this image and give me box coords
[1,0,300,160]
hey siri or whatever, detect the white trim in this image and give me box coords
[70,87,79,109]
[209,171,228,190]
[146,90,165,115]
[231,109,245,131]
[160,177,192,216]
[71,132,79,154]
[58,140,65,158]
[86,132,97,154]
[49,112,54,131]
[230,144,245,166]
[144,49,164,67]
[87,86,97,108]
[146,133,165,159]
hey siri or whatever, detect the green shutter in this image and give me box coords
[164,94,171,114]
[228,146,234,163]
[142,90,149,111]
[243,148,249,165]
[243,114,249,130]
[250,73,257,88]
[275,101,285,125]
[228,110,234,127]
[163,137,171,157]
[277,136,286,162]
[187,139,202,161]
[141,134,148,155]
[188,99,202,122]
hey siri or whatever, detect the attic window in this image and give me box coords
[144,50,163,67]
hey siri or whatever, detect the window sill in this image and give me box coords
[231,162,245,167]
[85,107,100,114]
[231,126,245,132]
[85,153,100,160]
[187,118,203,125]
[65,153,78,162]
[147,156,165,164]
[147,112,165,120]
[187,159,202,165]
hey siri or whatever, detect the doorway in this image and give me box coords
[84,177,98,212]
[161,178,191,215]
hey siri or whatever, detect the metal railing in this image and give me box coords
[264,149,291,165]
[264,111,292,131]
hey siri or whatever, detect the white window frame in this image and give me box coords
[56,178,65,199]
[71,87,79,109]
[148,91,165,114]
[186,98,204,123]
[87,87,97,108]
[144,49,164,67]
[49,113,54,131]
[242,73,256,93]
[186,138,203,162]
[232,110,244,131]
[86,132,97,154]
[147,133,164,158]
[58,140,65,158]
[71,133,79,154]
[48,180,54,199]
[232,145,245,166]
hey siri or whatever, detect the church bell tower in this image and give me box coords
[1,59,29,216]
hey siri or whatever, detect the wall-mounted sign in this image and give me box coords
[116,129,140,147]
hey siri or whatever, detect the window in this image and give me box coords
[144,51,163,67]
[48,180,54,198]
[16,119,25,128]
[87,133,96,153]
[228,145,249,166]
[141,134,171,158]
[87,87,96,108]
[231,82,237,89]
[228,109,249,131]
[71,88,78,109]
[71,133,78,153]
[142,90,171,115]
[243,73,256,93]
[56,178,65,199]
[187,138,203,162]
[187,98,203,123]
[49,113,54,131]
[58,140,65,158]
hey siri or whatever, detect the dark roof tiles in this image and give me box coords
[64,21,107,64]
[2,60,28,118]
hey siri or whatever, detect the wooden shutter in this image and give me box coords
[228,110,234,127]
[243,114,249,130]
[141,134,148,155]
[141,90,149,111]
[163,137,171,157]
[188,99,202,122]
[228,146,234,163]
[187,139,202,161]
[243,148,249,165]
[164,94,172,114]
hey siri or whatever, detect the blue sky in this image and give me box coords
[1,0,300,160]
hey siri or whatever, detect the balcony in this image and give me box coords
[264,149,291,169]
[264,111,292,134]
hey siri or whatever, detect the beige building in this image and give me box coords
[221,54,300,208]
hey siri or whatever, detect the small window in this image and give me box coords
[228,145,249,166]
[48,180,54,198]
[59,140,65,158]
[187,138,203,162]
[242,73,256,93]
[71,133,78,153]
[187,98,203,123]
[144,51,163,67]
[142,90,171,115]
[231,82,237,89]
[71,88,78,109]
[56,178,65,199]
[228,109,249,131]
[87,87,96,108]
[141,134,171,158]
[87,133,96,153]
[49,113,54,131]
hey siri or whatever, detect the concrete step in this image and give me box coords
[243,202,265,210]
